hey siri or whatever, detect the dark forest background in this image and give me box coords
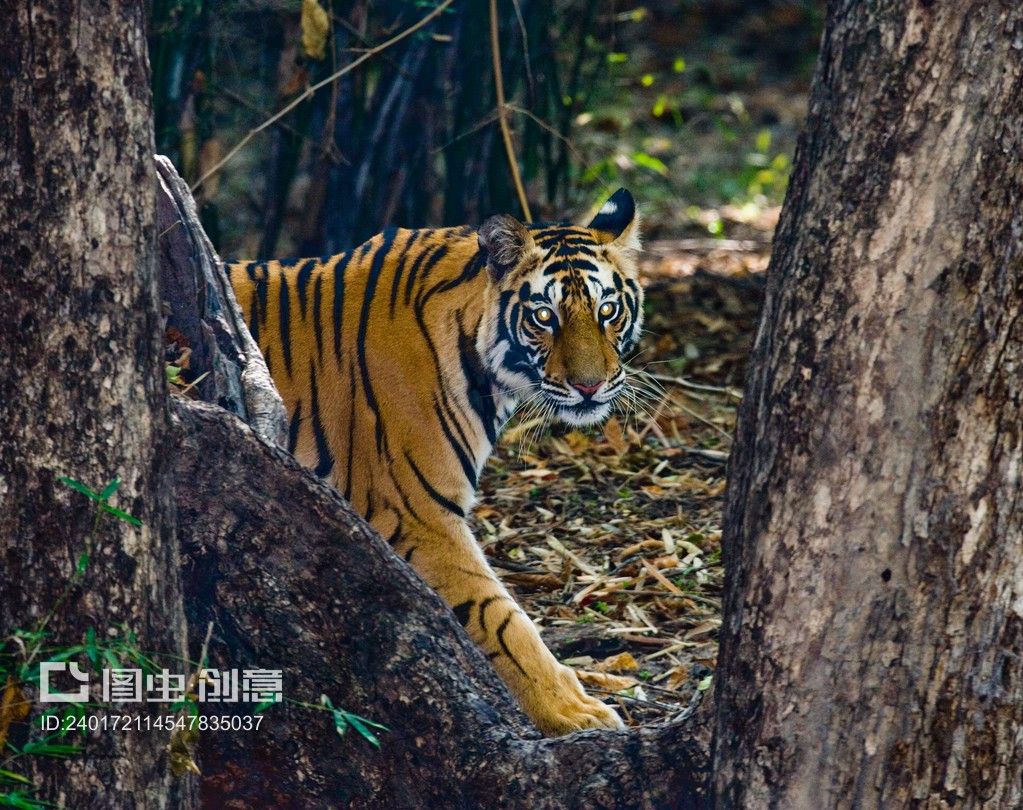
[147,0,824,259]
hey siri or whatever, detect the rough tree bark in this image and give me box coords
[0,2,195,807]
[714,2,1023,808]
[156,155,287,446]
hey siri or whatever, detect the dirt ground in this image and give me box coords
[472,233,769,726]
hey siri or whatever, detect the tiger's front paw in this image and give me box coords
[524,664,625,736]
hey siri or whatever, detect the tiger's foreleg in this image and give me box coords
[395,521,623,735]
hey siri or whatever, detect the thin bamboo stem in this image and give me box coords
[489,0,532,222]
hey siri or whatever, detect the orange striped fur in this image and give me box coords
[227,189,643,734]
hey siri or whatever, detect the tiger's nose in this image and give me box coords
[569,379,603,397]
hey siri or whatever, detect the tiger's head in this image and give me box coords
[478,188,644,427]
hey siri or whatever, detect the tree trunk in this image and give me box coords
[0,2,194,807]
[714,2,1023,807]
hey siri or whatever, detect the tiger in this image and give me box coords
[226,188,643,735]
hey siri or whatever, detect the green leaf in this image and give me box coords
[697,674,713,692]
[47,645,85,664]
[57,704,84,739]
[99,477,121,500]
[0,790,50,809]
[57,477,100,502]
[18,663,40,685]
[99,503,142,527]
[165,365,182,382]
[19,742,82,758]
[74,552,89,575]
[631,152,669,176]
[102,649,121,672]
[85,628,99,670]
[0,770,31,785]
[253,700,275,714]
[320,695,347,739]
[343,712,381,749]
[318,695,387,746]
[343,711,388,732]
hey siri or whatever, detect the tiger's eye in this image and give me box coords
[534,306,553,324]
[599,301,617,319]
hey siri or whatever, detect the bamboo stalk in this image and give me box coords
[489,0,532,222]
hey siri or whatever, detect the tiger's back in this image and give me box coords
[228,226,497,537]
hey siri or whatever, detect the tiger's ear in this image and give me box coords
[586,188,640,251]
[478,214,533,281]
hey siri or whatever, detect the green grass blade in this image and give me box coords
[99,477,122,500]
[99,503,142,527]
[340,712,382,748]
[57,477,100,502]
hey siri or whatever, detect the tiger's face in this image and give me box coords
[478,188,644,427]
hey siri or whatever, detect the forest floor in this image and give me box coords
[471,231,770,726]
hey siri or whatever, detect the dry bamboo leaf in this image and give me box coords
[572,578,607,604]
[603,417,628,455]
[626,602,658,633]
[594,652,639,672]
[518,468,555,480]
[0,675,30,751]
[564,431,591,451]
[301,0,330,60]
[677,538,704,557]
[502,572,563,589]
[642,559,685,596]
[547,536,598,576]
[684,618,722,639]
[576,670,638,691]
[502,417,545,443]
[168,727,201,776]
[617,539,662,560]
[665,665,690,689]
